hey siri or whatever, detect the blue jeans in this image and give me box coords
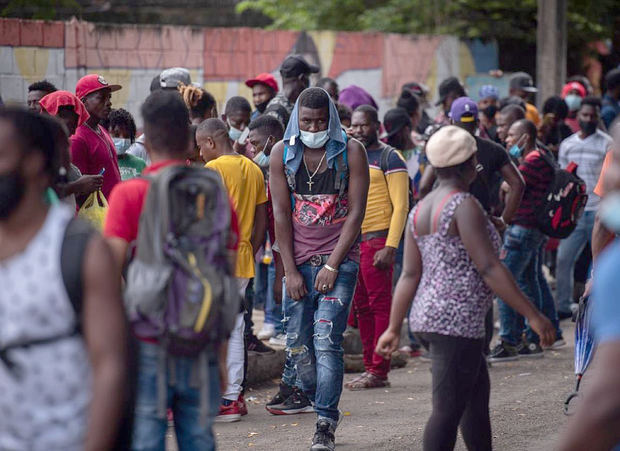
[263,262,284,333]
[498,225,561,346]
[132,342,220,451]
[283,258,359,428]
[556,211,595,313]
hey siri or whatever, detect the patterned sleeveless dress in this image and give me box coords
[408,192,501,339]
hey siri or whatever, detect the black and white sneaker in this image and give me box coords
[488,342,519,363]
[265,388,314,415]
[310,419,335,451]
[266,383,294,408]
[517,341,544,358]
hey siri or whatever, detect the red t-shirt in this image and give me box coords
[513,150,554,228]
[70,123,122,199]
[104,159,239,250]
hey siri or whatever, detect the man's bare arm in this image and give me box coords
[82,235,128,451]
[325,139,369,269]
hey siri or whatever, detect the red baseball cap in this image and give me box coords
[245,73,278,93]
[561,81,586,99]
[76,74,122,100]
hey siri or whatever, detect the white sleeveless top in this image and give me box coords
[0,205,92,450]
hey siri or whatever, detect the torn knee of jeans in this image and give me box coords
[286,344,308,357]
[321,296,344,306]
[313,318,334,343]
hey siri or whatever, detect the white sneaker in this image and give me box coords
[551,338,567,349]
[269,333,287,347]
[257,323,276,340]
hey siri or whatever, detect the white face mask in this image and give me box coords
[299,129,329,149]
[113,137,131,155]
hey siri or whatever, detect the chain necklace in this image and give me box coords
[84,121,115,160]
[302,151,327,192]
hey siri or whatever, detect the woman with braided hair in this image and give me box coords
[178,84,217,125]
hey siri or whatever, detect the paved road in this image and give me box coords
[214,320,577,451]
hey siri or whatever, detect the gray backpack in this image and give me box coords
[124,165,239,357]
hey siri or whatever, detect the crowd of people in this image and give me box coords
[1,53,620,451]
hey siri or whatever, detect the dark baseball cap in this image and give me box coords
[449,97,478,123]
[436,76,465,106]
[509,72,537,93]
[280,55,320,79]
[383,107,413,138]
[402,82,428,97]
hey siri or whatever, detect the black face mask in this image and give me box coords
[0,169,26,219]
[482,105,498,120]
[579,120,597,135]
[256,100,270,114]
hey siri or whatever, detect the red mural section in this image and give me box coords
[64,20,204,69]
[382,34,441,98]
[328,32,384,78]
[0,19,63,47]
[204,28,298,80]
[0,18,446,99]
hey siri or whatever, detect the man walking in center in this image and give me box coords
[555,97,613,318]
[270,87,369,450]
[345,105,409,390]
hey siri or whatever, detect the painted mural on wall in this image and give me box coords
[0,17,497,126]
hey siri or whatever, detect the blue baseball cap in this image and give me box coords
[449,96,478,123]
[478,84,499,100]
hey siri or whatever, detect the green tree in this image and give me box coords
[236,0,617,45]
[2,0,80,20]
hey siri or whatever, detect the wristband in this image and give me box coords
[324,264,339,273]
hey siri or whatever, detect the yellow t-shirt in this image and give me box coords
[206,154,267,278]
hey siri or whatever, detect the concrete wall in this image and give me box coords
[0,17,496,126]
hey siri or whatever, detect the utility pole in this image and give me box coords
[536,0,567,109]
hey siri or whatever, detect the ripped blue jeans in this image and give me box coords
[283,258,359,428]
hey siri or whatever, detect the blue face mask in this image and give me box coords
[253,151,270,168]
[564,94,582,112]
[509,144,524,159]
[113,137,131,155]
[599,192,620,233]
[299,129,329,149]
[228,125,243,142]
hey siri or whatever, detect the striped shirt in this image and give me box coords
[559,130,612,211]
[513,150,553,228]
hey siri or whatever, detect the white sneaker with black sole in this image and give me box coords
[269,333,287,347]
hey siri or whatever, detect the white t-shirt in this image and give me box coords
[559,130,612,211]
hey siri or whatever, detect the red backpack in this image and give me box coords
[536,151,588,239]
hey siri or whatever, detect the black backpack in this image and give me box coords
[535,151,588,239]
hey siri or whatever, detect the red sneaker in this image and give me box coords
[215,400,241,423]
[238,394,248,416]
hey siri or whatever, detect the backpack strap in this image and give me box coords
[61,217,96,330]
[379,145,396,174]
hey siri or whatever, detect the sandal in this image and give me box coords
[344,372,368,389]
[346,372,390,391]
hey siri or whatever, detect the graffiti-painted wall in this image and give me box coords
[0,17,497,126]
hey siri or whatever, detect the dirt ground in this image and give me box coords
[213,320,578,451]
